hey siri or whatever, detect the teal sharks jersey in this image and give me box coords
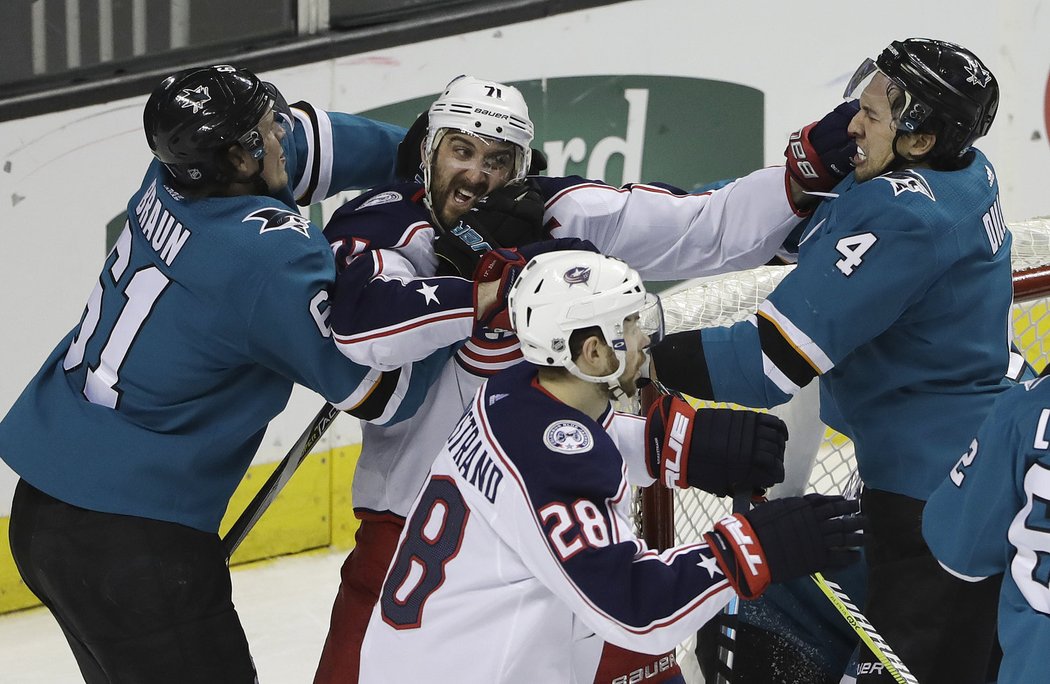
[924,376,1050,684]
[698,149,1013,499]
[0,105,451,532]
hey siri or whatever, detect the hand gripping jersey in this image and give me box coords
[0,104,452,533]
[924,376,1050,684]
[358,364,733,683]
[324,166,802,516]
[691,149,1013,500]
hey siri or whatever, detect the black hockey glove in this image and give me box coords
[645,396,787,497]
[434,180,549,277]
[703,494,863,599]
[784,100,860,192]
[395,111,429,181]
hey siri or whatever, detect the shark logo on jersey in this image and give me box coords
[563,266,591,285]
[177,85,211,114]
[877,170,935,201]
[243,208,311,237]
[544,420,593,454]
[360,191,403,208]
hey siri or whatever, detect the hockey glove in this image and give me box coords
[435,180,549,277]
[784,101,860,193]
[395,111,429,181]
[473,248,527,331]
[703,494,863,599]
[644,396,787,497]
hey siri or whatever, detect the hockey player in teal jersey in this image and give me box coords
[0,65,450,683]
[650,38,1006,683]
[924,374,1050,684]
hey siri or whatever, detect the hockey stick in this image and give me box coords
[223,402,342,559]
[714,489,752,683]
[811,572,918,684]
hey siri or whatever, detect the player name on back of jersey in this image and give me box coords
[446,409,504,504]
[133,180,192,266]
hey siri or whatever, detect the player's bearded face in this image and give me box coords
[429,133,516,227]
[848,73,902,182]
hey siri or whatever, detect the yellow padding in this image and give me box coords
[0,443,362,615]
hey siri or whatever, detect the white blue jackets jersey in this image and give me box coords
[325,166,803,516]
[693,150,1013,499]
[0,105,452,533]
[924,376,1050,684]
[358,364,733,683]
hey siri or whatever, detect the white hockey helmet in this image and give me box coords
[423,75,534,192]
[509,250,663,390]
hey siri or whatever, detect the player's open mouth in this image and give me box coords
[853,146,867,166]
[453,189,477,205]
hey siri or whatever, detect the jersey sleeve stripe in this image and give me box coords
[757,300,833,372]
[334,309,475,345]
[394,221,433,249]
[459,339,522,363]
[753,307,832,395]
[755,313,821,389]
[337,366,402,421]
[290,102,335,205]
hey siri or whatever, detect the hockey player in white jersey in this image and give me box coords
[357,251,863,683]
[316,73,858,683]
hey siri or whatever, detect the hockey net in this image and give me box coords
[634,217,1050,550]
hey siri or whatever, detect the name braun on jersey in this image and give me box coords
[134,180,191,266]
[446,411,504,503]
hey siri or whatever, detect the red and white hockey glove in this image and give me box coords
[644,396,787,496]
[784,101,860,193]
[703,494,863,599]
[473,247,527,331]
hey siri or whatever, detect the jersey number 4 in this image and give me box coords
[835,232,877,277]
[380,476,469,630]
[63,226,169,409]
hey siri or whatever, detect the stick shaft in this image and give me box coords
[223,402,340,559]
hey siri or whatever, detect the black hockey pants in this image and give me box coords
[855,488,1001,684]
[8,479,257,684]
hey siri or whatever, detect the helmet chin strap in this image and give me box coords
[565,354,627,401]
[422,130,448,231]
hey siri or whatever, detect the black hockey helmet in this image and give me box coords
[846,38,998,164]
[143,64,286,186]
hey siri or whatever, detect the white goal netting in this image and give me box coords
[637,217,1050,548]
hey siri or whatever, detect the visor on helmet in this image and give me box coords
[434,130,523,181]
[843,57,933,134]
[637,294,665,349]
